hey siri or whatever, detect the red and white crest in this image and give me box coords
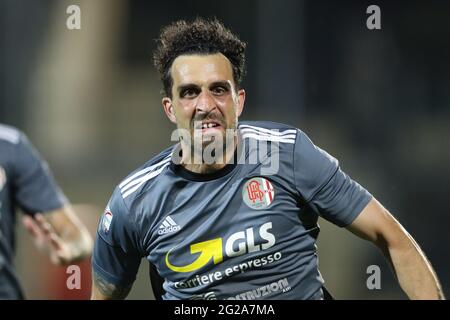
[242,177,275,210]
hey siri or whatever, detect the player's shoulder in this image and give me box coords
[113,145,175,203]
[103,146,175,233]
[0,124,22,145]
[240,120,316,142]
[238,120,301,149]
[239,120,300,132]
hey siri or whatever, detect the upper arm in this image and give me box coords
[91,270,133,300]
[346,198,408,247]
[12,132,67,214]
[91,190,143,299]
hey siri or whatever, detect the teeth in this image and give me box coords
[201,123,217,129]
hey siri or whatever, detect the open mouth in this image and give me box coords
[195,121,222,132]
[201,122,220,129]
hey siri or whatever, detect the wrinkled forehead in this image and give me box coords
[170,53,235,87]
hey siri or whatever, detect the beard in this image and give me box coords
[189,129,236,165]
[174,110,239,165]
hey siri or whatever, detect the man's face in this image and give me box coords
[162,53,245,151]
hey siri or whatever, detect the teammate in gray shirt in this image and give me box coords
[0,124,93,299]
[92,18,444,300]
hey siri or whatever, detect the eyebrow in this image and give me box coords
[177,83,200,94]
[177,81,232,93]
[209,81,231,90]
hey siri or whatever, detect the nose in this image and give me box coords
[195,90,216,114]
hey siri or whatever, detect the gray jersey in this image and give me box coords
[0,124,67,299]
[93,121,372,300]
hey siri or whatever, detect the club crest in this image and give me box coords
[242,177,275,210]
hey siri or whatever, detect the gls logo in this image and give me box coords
[165,222,275,273]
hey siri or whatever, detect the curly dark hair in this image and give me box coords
[153,18,246,97]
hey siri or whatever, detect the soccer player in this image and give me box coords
[91,18,444,300]
[0,124,93,299]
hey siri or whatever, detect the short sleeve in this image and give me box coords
[92,188,143,286]
[11,132,67,215]
[293,130,372,227]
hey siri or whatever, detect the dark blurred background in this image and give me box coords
[1,0,449,299]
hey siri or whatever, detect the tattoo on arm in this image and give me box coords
[93,271,132,300]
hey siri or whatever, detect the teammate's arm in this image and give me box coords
[13,130,93,265]
[347,198,445,300]
[91,271,133,300]
[22,205,93,265]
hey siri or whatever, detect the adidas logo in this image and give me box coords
[158,216,181,235]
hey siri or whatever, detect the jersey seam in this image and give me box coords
[293,130,341,204]
[292,130,303,200]
[97,230,123,248]
[118,192,146,257]
[305,166,340,204]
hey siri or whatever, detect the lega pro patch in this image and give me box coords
[0,166,6,192]
[102,208,113,233]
